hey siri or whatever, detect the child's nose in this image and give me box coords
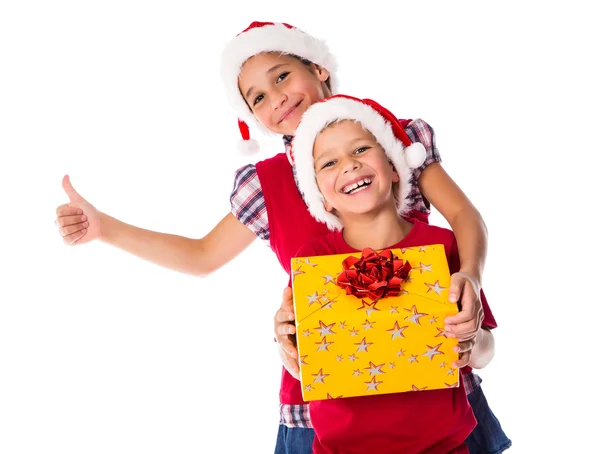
[342,157,361,173]
[271,90,288,110]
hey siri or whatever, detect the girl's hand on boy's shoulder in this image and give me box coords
[55,175,102,245]
[443,272,483,342]
[274,287,299,373]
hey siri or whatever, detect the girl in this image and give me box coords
[55,21,509,454]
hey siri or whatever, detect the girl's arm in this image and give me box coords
[418,162,487,287]
[56,175,256,277]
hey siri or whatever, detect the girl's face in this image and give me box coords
[238,53,331,136]
[313,120,400,219]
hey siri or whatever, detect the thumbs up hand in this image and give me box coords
[55,175,101,245]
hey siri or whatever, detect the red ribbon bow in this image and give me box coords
[336,248,412,301]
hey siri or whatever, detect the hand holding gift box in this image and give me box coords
[291,244,460,401]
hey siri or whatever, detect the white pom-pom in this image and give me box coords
[404,142,426,168]
[237,138,260,155]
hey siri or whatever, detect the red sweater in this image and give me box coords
[294,221,496,454]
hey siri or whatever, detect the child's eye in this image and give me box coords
[277,72,290,83]
[354,146,370,155]
[321,160,336,169]
[253,94,264,106]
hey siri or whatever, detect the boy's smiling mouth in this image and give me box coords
[341,176,373,194]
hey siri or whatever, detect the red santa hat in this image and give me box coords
[292,95,427,231]
[220,21,338,154]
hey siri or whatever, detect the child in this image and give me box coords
[287,94,498,454]
[55,22,509,453]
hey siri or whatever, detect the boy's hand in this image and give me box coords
[274,287,299,374]
[444,272,483,342]
[452,336,477,368]
[55,175,101,245]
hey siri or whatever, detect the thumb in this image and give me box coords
[282,286,294,310]
[448,273,466,303]
[62,175,86,204]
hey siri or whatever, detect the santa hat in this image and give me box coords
[292,95,427,231]
[220,21,338,154]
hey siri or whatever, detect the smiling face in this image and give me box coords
[237,52,331,135]
[313,120,400,220]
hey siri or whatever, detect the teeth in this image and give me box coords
[342,178,372,194]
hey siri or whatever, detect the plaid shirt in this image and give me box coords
[230,119,482,428]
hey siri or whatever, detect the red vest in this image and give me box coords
[255,153,331,275]
[256,152,331,404]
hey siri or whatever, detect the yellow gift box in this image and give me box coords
[291,244,460,402]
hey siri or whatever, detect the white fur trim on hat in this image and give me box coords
[293,97,415,231]
[220,23,338,135]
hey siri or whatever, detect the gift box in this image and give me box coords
[291,244,460,402]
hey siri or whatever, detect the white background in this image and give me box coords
[1,1,599,453]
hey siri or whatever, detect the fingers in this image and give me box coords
[56,214,87,228]
[452,339,475,368]
[59,221,89,238]
[62,228,87,245]
[281,286,294,309]
[444,311,483,341]
[453,351,472,368]
[278,333,298,359]
[56,204,83,217]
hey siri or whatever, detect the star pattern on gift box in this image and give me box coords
[316,337,334,352]
[294,244,459,401]
[357,299,380,317]
[364,361,385,377]
[362,319,376,330]
[314,321,336,337]
[292,265,305,279]
[322,274,335,284]
[365,377,383,392]
[435,327,449,338]
[412,385,428,391]
[312,368,330,384]
[355,337,373,353]
[387,321,409,340]
[422,343,444,361]
[425,280,447,295]
[413,262,433,274]
[404,305,428,325]
[306,291,320,306]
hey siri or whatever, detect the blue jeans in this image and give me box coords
[274,386,511,454]
[274,425,314,454]
[465,386,512,454]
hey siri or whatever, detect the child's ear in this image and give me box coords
[324,199,334,212]
[392,169,400,183]
[313,64,331,83]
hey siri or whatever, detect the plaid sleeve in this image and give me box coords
[405,118,442,181]
[230,164,270,241]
